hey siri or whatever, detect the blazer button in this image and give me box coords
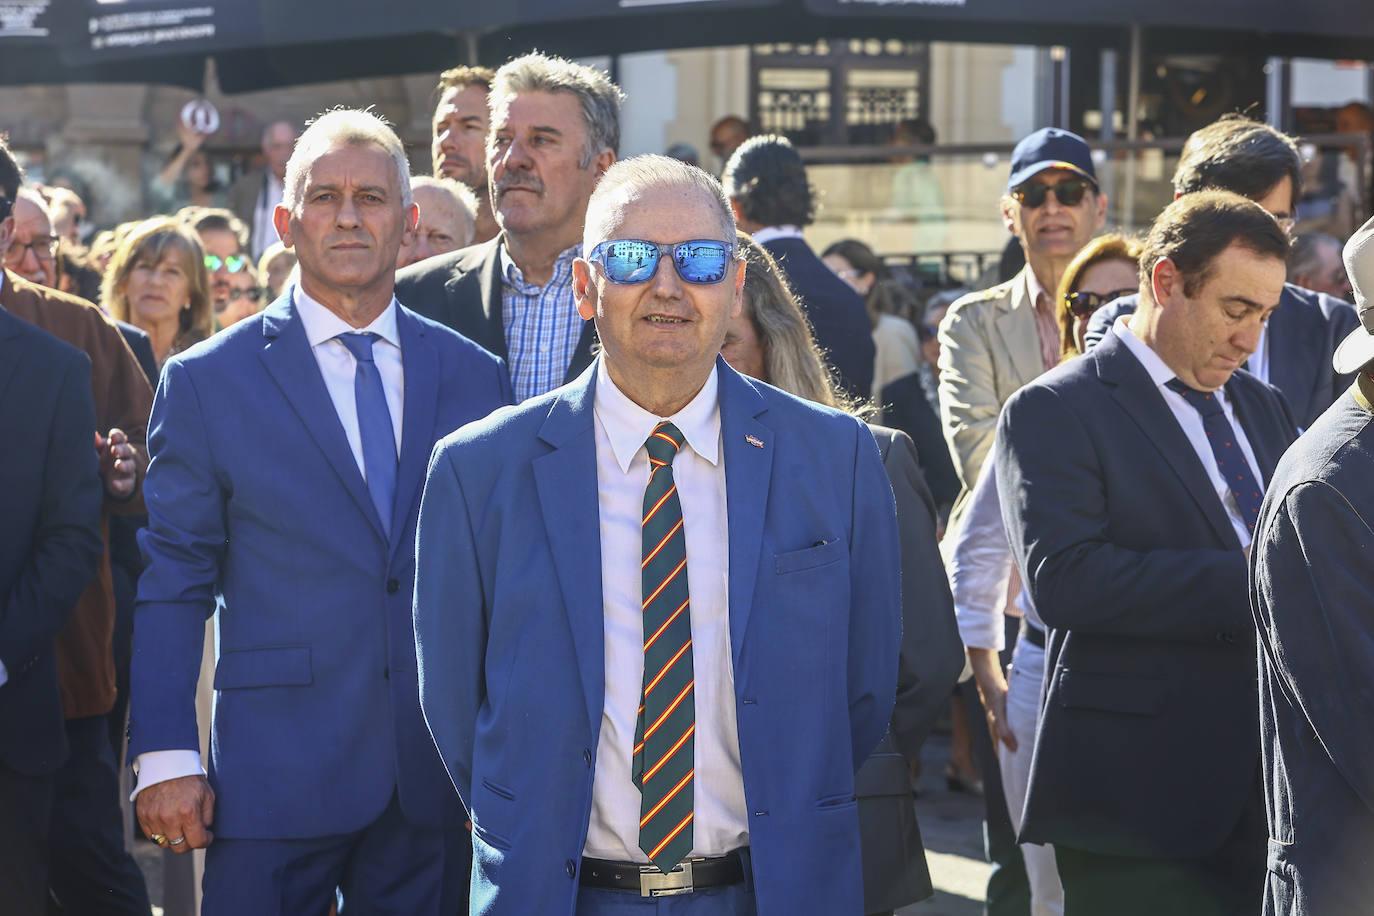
[386,579,400,594]
[566,859,577,877]
[583,748,592,767]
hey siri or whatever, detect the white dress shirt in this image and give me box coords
[750,225,805,245]
[949,447,1044,653]
[131,288,406,799]
[584,361,750,861]
[1114,317,1264,548]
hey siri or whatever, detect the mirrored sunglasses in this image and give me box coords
[1065,287,1136,319]
[589,239,736,285]
[228,287,262,302]
[205,254,249,273]
[1012,178,1096,209]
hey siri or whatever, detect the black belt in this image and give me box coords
[1020,619,1046,649]
[580,850,746,897]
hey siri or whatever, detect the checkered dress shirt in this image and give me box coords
[500,243,585,402]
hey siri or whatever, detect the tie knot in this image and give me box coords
[1165,378,1224,417]
[645,422,684,465]
[337,332,378,363]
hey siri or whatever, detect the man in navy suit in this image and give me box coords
[414,155,901,914]
[997,191,1299,915]
[128,109,512,914]
[0,298,103,916]
[1083,114,1358,430]
[722,135,875,398]
[1250,216,1374,915]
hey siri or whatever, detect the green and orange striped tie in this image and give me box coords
[632,421,695,874]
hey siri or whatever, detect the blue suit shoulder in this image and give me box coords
[1282,282,1358,325]
[402,303,503,370]
[1267,387,1371,495]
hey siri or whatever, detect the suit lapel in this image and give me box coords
[719,360,774,670]
[390,308,440,559]
[442,237,508,359]
[1094,331,1239,548]
[258,296,388,543]
[532,365,605,731]
[996,270,1046,390]
[1264,286,1317,424]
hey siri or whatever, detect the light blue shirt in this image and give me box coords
[500,243,584,402]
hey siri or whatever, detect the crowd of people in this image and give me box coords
[2,46,1371,916]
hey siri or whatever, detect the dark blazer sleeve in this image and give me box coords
[996,381,1251,641]
[116,320,159,388]
[1256,478,1374,812]
[1,349,102,673]
[880,373,960,513]
[1082,295,1138,351]
[875,428,964,759]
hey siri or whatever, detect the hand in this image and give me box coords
[968,647,1017,754]
[96,428,137,499]
[175,118,209,152]
[136,774,215,854]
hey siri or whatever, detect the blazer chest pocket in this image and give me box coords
[214,646,313,690]
[774,538,843,575]
[1055,669,1166,717]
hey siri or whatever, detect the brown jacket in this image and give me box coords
[2,270,154,718]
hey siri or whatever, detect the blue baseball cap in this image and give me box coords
[1007,127,1097,191]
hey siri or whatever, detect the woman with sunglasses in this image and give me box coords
[218,259,265,329]
[103,217,214,368]
[952,232,1142,916]
[720,231,963,916]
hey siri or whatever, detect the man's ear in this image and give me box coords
[999,196,1019,236]
[729,198,745,224]
[271,204,294,249]
[730,258,746,320]
[1093,191,1108,231]
[0,214,14,253]
[1150,256,1179,306]
[573,257,596,320]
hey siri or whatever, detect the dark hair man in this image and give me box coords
[0,138,155,915]
[1086,114,1360,430]
[127,109,511,914]
[1288,231,1352,300]
[397,52,621,403]
[413,155,900,914]
[431,65,499,244]
[723,134,876,398]
[997,191,1299,916]
[1251,215,1374,915]
[182,206,252,317]
[709,115,750,168]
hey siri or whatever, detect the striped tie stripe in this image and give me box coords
[634,421,695,875]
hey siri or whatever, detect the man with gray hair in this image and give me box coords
[413,154,900,913]
[127,107,512,913]
[397,175,478,269]
[228,119,298,260]
[1288,231,1353,300]
[397,51,621,402]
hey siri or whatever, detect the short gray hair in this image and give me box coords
[411,175,478,247]
[1288,231,1341,283]
[282,108,412,213]
[490,52,624,168]
[583,155,736,254]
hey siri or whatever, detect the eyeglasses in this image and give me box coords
[1011,178,1096,209]
[1065,287,1136,318]
[588,239,736,285]
[204,254,249,273]
[4,234,59,264]
[228,287,262,303]
[831,267,863,280]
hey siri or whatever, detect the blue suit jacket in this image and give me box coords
[1252,378,1374,915]
[414,357,901,916]
[1084,285,1359,429]
[129,293,512,839]
[996,329,1298,858]
[0,307,102,775]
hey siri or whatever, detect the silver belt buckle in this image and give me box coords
[639,860,694,897]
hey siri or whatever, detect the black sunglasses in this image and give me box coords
[1065,287,1135,319]
[1012,178,1097,209]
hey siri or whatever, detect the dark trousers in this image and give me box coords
[47,715,152,915]
[962,615,1031,916]
[202,791,445,916]
[1,761,55,916]
[1056,783,1266,916]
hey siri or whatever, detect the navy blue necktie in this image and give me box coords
[337,332,397,538]
[1165,378,1263,534]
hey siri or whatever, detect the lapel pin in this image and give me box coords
[745,434,764,449]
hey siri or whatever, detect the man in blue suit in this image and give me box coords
[1083,114,1358,430]
[128,109,512,914]
[0,299,103,916]
[997,191,1299,914]
[414,155,901,915]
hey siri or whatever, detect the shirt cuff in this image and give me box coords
[130,749,205,802]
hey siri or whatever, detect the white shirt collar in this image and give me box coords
[294,285,400,350]
[593,359,721,473]
[1113,314,1231,402]
[751,225,805,245]
[1025,266,1050,309]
